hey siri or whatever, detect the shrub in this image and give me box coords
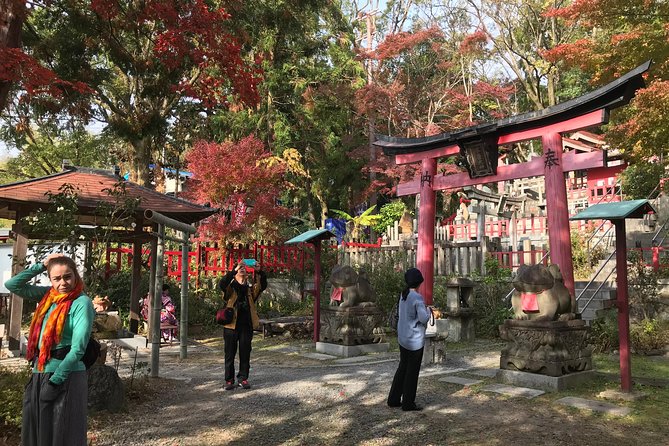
[619,162,664,200]
[472,257,513,338]
[364,252,407,313]
[571,230,606,280]
[627,250,663,321]
[630,319,669,354]
[0,365,31,431]
[590,312,669,354]
[256,294,314,318]
[187,287,221,328]
[590,308,619,353]
[372,200,409,234]
[86,268,151,327]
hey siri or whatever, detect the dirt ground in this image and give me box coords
[2,337,667,446]
[79,338,668,446]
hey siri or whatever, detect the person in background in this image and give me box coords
[218,260,267,391]
[387,267,431,411]
[140,284,178,341]
[5,253,94,446]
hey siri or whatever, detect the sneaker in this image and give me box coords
[239,379,251,389]
[224,380,235,391]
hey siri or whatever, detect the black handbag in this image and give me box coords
[215,307,234,325]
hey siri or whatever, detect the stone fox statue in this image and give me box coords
[328,265,376,308]
[511,263,576,322]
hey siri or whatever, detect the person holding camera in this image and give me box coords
[387,267,431,411]
[218,260,267,390]
[5,253,94,445]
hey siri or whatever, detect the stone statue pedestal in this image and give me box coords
[320,305,386,345]
[499,319,593,377]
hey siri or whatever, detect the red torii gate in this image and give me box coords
[374,61,650,305]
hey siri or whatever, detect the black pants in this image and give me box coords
[22,371,88,446]
[387,345,424,409]
[223,326,253,382]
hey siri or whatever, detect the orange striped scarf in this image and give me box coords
[26,281,84,371]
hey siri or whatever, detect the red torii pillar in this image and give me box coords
[542,131,575,297]
[417,158,437,301]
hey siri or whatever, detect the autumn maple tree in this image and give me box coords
[2,0,261,185]
[544,0,669,162]
[184,136,291,242]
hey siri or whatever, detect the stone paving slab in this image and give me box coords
[333,353,394,364]
[271,346,301,353]
[300,352,338,361]
[597,389,647,402]
[438,376,483,386]
[556,397,631,416]
[420,367,472,377]
[481,384,545,399]
[468,368,499,378]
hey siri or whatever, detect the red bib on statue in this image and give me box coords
[520,292,540,312]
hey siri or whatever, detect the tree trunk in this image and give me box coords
[130,137,153,187]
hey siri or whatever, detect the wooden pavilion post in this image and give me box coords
[542,132,576,297]
[8,219,27,351]
[313,241,322,343]
[129,223,143,334]
[417,158,437,305]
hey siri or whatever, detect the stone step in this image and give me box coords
[481,383,545,399]
[555,396,631,417]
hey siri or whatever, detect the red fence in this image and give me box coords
[105,241,312,280]
[630,247,669,272]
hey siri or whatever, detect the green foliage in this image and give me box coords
[20,180,140,295]
[571,230,606,280]
[364,252,408,314]
[591,310,669,355]
[372,200,409,233]
[627,250,663,321]
[187,287,221,328]
[0,127,114,183]
[330,205,382,241]
[472,257,513,338]
[86,269,152,327]
[0,365,31,430]
[590,309,619,353]
[256,294,314,319]
[21,183,81,260]
[630,319,669,354]
[619,162,665,200]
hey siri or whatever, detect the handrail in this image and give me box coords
[575,249,617,302]
[577,266,616,314]
[651,219,668,247]
[588,223,614,253]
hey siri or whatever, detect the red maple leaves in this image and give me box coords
[184,136,291,242]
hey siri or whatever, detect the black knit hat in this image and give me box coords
[404,268,424,288]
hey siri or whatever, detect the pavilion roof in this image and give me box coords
[374,61,651,155]
[0,166,217,226]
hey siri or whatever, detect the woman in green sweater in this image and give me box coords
[5,253,94,446]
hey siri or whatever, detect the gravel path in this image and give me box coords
[87,340,666,446]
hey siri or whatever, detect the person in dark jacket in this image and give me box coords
[218,260,267,390]
[387,267,431,411]
[5,253,94,446]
